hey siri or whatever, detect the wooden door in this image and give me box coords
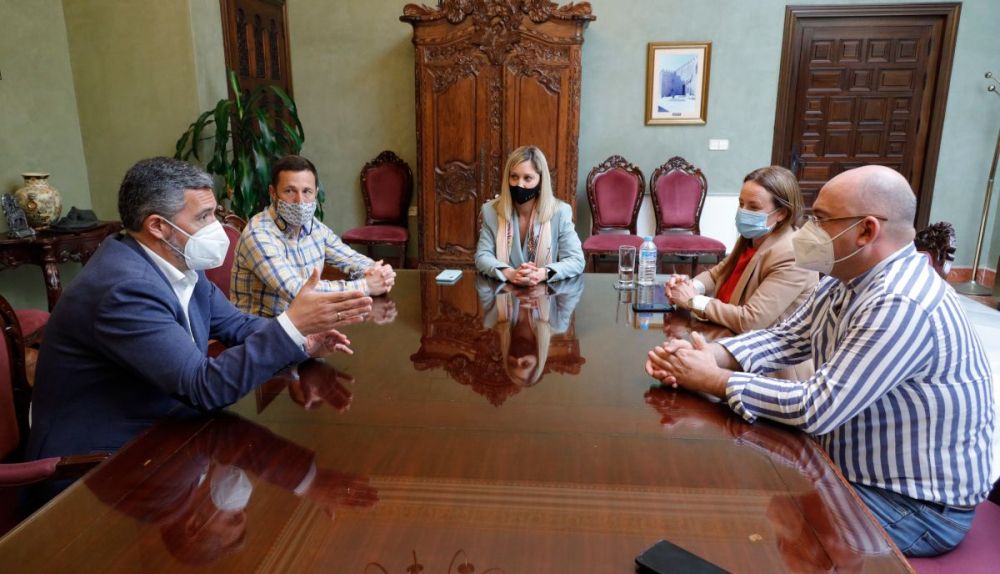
[772,4,960,226]
[220,0,293,97]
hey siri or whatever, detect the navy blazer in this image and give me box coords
[26,234,309,460]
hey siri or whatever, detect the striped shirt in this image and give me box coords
[722,243,995,507]
[232,206,374,318]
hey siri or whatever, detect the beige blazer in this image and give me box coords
[694,225,818,379]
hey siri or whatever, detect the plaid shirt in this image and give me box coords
[232,206,374,318]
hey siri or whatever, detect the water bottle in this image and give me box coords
[637,236,657,286]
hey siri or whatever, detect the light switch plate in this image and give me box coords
[709,139,730,151]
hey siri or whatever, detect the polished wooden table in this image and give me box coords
[0,271,910,573]
[0,222,123,310]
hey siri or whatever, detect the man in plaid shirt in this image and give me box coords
[232,155,396,318]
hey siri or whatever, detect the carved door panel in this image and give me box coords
[789,22,937,209]
[772,5,960,226]
[220,0,293,97]
[418,47,496,265]
[502,35,579,206]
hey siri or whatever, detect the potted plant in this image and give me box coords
[174,69,322,220]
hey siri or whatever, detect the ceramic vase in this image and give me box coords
[14,173,62,228]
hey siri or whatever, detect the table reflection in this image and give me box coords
[645,387,892,573]
[368,295,398,325]
[255,359,356,413]
[83,413,377,566]
[410,273,585,405]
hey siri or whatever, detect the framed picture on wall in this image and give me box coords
[645,42,711,125]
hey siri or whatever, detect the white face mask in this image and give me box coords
[209,465,253,512]
[792,219,867,274]
[161,218,230,271]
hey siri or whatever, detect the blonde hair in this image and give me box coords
[494,145,557,226]
[718,165,804,281]
[499,314,552,387]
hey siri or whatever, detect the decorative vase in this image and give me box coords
[14,173,62,228]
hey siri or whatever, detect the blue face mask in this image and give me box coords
[735,208,778,239]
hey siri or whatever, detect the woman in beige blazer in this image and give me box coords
[666,166,817,378]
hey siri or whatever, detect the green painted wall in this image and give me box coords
[0,0,91,309]
[189,0,228,112]
[287,1,419,257]
[62,0,204,220]
[283,0,999,267]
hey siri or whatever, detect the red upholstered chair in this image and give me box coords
[12,309,47,347]
[581,155,645,271]
[0,295,106,534]
[203,223,243,300]
[341,150,413,269]
[649,156,727,275]
[908,480,1000,573]
[216,210,247,232]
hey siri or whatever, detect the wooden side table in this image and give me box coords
[0,222,123,310]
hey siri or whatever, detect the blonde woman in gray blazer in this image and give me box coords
[475,145,584,284]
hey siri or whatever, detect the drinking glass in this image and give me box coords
[617,245,636,289]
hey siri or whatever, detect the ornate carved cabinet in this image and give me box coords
[401,1,594,266]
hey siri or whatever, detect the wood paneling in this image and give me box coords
[220,0,293,97]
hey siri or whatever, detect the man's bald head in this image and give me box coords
[822,165,916,243]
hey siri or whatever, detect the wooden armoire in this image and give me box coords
[401,1,594,267]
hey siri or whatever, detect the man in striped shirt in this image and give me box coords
[647,165,994,557]
[232,155,396,318]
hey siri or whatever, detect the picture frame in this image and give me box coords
[645,42,712,125]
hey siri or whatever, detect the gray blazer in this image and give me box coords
[475,200,584,282]
[476,274,584,333]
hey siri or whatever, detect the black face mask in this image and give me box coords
[510,183,541,205]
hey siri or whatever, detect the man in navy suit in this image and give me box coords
[26,157,372,467]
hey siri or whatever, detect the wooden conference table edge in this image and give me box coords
[0,270,912,572]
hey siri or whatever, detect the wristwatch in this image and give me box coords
[546,267,556,281]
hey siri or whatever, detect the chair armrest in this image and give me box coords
[0,458,61,487]
[52,453,109,481]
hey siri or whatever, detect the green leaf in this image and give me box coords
[174,127,193,160]
[316,181,326,221]
[190,110,216,162]
[235,154,254,220]
[251,144,272,215]
[176,67,308,220]
[278,118,304,152]
[254,108,277,156]
[228,69,244,119]
[208,100,232,173]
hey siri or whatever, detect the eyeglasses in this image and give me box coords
[804,214,888,226]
